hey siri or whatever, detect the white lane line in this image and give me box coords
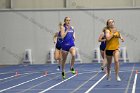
[0,73,25,81]
[0,71,47,81]
[0,75,46,93]
[18,75,61,93]
[70,71,101,93]
[132,71,138,93]
[21,71,86,93]
[125,64,135,93]
[38,74,77,93]
[0,73,32,81]
[0,73,36,85]
[0,75,16,81]
[0,66,28,75]
[0,72,60,93]
[18,71,71,93]
[84,74,107,93]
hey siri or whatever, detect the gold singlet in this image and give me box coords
[106,30,120,50]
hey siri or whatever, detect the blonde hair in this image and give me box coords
[64,16,70,22]
[106,19,114,27]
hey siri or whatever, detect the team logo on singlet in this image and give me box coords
[68,30,74,32]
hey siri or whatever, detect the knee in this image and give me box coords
[114,60,119,64]
[62,56,67,61]
[54,56,59,60]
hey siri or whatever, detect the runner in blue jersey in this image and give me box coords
[98,28,107,71]
[53,22,63,71]
[60,17,76,79]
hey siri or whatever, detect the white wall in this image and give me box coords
[0,0,8,8]
[1,0,140,9]
[136,0,140,7]
[67,0,133,8]
[0,8,140,65]
[11,0,65,9]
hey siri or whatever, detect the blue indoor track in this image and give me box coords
[0,63,140,93]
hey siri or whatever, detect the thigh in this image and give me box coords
[113,50,120,62]
[54,48,61,59]
[61,51,68,63]
[100,50,105,59]
[106,55,112,64]
[69,47,76,56]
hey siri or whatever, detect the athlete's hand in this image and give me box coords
[121,38,124,42]
[113,32,120,38]
[54,40,57,44]
[102,39,106,42]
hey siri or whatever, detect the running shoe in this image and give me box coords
[62,72,66,79]
[70,68,76,74]
[116,76,121,81]
[107,76,111,81]
[56,66,60,71]
[101,66,104,71]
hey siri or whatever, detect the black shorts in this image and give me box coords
[55,43,61,50]
[100,45,106,51]
[106,50,115,56]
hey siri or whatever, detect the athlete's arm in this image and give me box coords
[119,33,124,42]
[73,32,76,41]
[53,32,58,43]
[61,26,69,39]
[71,26,75,41]
[98,32,106,42]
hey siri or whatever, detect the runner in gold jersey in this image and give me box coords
[105,19,124,81]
